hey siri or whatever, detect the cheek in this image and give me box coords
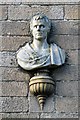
[32,29,35,34]
[43,30,48,35]
[32,30,37,37]
[32,28,37,33]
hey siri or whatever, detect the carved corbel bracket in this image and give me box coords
[29,69,55,110]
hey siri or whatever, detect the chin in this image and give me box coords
[36,36,43,40]
[36,35,46,40]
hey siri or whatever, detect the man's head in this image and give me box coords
[30,13,51,40]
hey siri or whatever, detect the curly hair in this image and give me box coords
[30,13,51,34]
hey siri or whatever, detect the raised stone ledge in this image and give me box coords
[0,0,79,5]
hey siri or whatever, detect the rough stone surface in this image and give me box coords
[0,67,30,81]
[78,76,80,97]
[51,35,78,50]
[79,97,80,117]
[0,20,78,36]
[0,114,2,120]
[0,35,78,51]
[0,0,79,4]
[0,52,17,67]
[40,112,78,118]
[0,97,2,112]
[66,50,78,65]
[52,20,78,35]
[56,81,78,97]
[78,5,80,20]
[1,113,40,118]
[78,50,80,63]
[0,67,2,81]
[55,97,78,113]
[0,51,78,68]
[65,5,78,20]
[0,82,2,94]
[8,5,64,20]
[0,6,7,20]
[21,0,79,2]
[0,0,21,4]
[0,36,31,51]
[2,97,28,112]
[0,21,29,36]
[53,65,78,81]
[1,82,28,96]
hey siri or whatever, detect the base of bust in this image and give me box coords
[29,69,55,110]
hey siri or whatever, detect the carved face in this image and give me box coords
[31,19,48,40]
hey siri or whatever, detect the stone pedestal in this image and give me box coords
[29,69,55,110]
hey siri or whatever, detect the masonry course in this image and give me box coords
[0,35,78,51]
[1,82,28,96]
[64,5,78,20]
[0,5,8,20]
[0,20,78,36]
[1,97,29,112]
[0,36,31,51]
[0,65,78,82]
[8,5,64,20]
[56,81,78,97]
[0,50,78,67]
[55,97,78,113]
[0,67,30,81]
[53,64,78,81]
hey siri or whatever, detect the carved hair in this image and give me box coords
[30,13,51,34]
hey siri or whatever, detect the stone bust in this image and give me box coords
[17,13,65,70]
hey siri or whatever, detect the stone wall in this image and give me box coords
[0,1,79,119]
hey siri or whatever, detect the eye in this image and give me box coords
[40,25,45,28]
[34,25,37,28]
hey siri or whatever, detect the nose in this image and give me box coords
[37,26,40,31]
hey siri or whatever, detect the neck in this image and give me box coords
[32,38,48,51]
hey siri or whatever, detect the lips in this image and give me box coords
[36,32,43,35]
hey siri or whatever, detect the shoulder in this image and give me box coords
[50,43,65,55]
[50,43,64,50]
[50,43,60,50]
[17,43,30,60]
[17,43,30,53]
[50,43,65,64]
